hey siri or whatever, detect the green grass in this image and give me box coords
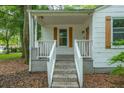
[0,53,22,60]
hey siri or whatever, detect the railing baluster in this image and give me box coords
[88,41,90,57]
[77,40,92,58]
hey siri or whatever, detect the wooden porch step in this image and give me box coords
[55,61,74,65]
[53,73,77,82]
[51,55,79,88]
[52,82,79,88]
[54,69,77,74]
[56,60,74,64]
[55,63,75,68]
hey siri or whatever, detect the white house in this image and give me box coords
[28,5,124,87]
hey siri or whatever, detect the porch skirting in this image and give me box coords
[30,60,47,72]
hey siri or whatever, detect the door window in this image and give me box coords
[59,29,67,46]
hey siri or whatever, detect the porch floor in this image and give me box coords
[51,55,79,88]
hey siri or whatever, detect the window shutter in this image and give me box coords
[53,27,57,40]
[105,16,111,48]
[69,27,73,48]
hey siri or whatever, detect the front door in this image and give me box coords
[59,29,68,47]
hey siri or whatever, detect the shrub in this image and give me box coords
[109,52,124,75]
[10,47,22,53]
[113,39,124,46]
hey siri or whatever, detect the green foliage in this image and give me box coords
[10,47,22,53]
[64,5,96,10]
[113,40,124,46]
[0,6,23,53]
[109,52,124,64]
[32,5,49,10]
[79,5,97,9]
[111,65,124,75]
[0,53,22,60]
[109,52,124,75]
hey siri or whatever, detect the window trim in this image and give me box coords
[111,17,124,49]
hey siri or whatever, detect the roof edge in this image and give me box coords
[27,9,94,14]
[94,5,111,12]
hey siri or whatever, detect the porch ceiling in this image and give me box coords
[37,15,90,25]
[29,10,92,25]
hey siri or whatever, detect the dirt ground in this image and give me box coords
[0,59,124,88]
[84,74,124,88]
[0,59,48,88]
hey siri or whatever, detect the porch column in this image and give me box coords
[32,16,35,47]
[29,12,34,71]
[29,12,32,71]
[34,16,38,47]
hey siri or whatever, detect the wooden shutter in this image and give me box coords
[53,27,57,40]
[105,16,111,48]
[69,27,73,47]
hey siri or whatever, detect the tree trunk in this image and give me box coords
[23,5,32,64]
[5,30,9,54]
[20,24,24,57]
[19,6,25,58]
[6,39,9,54]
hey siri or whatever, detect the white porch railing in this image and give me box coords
[47,41,56,87]
[74,40,83,87]
[77,40,92,58]
[74,40,92,87]
[36,40,56,87]
[38,40,54,58]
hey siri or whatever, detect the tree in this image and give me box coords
[23,5,32,64]
[0,6,20,54]
[64,5,96,10]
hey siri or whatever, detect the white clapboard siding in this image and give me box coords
[93,5,124,67]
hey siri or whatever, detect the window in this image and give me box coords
[112,18,124,45]
[59,29,67,46]
[37,23,42,40]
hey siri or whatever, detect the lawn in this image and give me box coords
[0,53,22,60]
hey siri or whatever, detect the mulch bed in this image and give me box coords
[84,74,124,88]
[0,59,124,88]
[0,59,48,88]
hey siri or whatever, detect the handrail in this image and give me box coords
[75,40,82,59]
[47,40,56,87]
[49,40,56,58]
[74,40,83,87]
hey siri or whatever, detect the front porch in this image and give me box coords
[28,10,93,87]
[28,10,93,55]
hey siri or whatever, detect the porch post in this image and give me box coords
[34,16,38,47]
[29,12,34,71]
[31,15,35,46]
[29,12,32,71]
